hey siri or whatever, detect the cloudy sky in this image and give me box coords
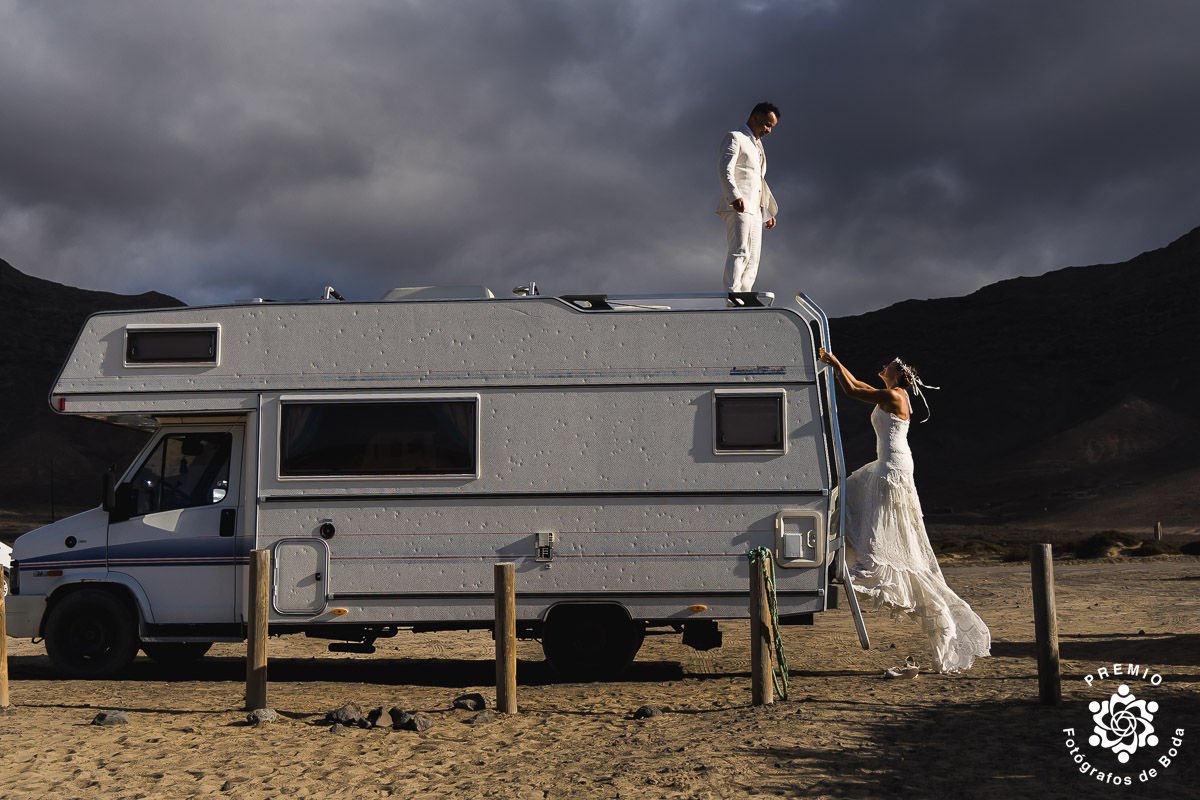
[1,0,1198,315]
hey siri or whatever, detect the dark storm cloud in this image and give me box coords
[1,0,1198,313]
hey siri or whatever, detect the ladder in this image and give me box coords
[795,292,871,650]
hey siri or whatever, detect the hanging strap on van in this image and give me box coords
[747,547,789,700]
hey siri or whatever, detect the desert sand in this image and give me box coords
[1,556,1197,800]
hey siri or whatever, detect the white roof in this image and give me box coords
[53,294,816,402]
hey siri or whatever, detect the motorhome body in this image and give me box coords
[6,288,855,677]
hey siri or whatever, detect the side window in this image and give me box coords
[124,326,219,366]
[279,400,477,477]
[713,390,786,454]
[130,433,232,516]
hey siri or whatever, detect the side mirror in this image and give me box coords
[107,481,138,524]
[101,468,117,511]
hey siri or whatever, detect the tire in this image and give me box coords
[44,589,140,678]
[541,605,644,679]
[140,641,213,664]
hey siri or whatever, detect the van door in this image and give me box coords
[107,426,243,624]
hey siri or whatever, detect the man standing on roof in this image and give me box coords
[717,101,780,294]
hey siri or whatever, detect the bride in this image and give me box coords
[818,347,991,673]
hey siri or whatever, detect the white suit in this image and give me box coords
[717,128,778,292]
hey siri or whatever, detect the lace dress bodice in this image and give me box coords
[871,406,914,473]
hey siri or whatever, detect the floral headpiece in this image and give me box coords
[891,358,940,423]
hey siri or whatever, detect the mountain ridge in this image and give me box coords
[827,225,1200,529]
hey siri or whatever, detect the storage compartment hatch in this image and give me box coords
[273,539,330,614]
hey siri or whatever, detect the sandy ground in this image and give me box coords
[1,556,1197,800]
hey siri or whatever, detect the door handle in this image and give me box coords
[219,508,236,537]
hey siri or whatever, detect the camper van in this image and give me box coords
[4,288,867,678]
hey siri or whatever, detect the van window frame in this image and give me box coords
[123,323,221,368]
[124,431,234,517]
[711,388,788,455]
[275,393,481,480]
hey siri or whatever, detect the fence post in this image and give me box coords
[1155,521,1163,542]
[1,585,9,712]
[1030,543,1061,705]
[494,563,517,714]
[245,549,270,711]
[750,558,774,706]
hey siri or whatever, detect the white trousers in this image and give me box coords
[721,209,763,292]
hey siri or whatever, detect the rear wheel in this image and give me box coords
[140,641,213,664]
[44,589,139,678]
[541,605,644,679]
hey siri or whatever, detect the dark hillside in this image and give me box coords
[830,226,1200,527]
[0,259,181,516]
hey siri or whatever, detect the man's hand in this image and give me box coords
[730,198,746,213]
[765,216,777,230]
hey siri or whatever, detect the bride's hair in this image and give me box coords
[890,357,919,390]
[891,357,940,423]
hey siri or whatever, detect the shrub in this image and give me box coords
[1073,531,1139,559]
[1130,541,1177,557]
[1001,545,1030,563]
[932,538,965,554]
[1179,541,1200,556]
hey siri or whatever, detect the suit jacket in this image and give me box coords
[716,129,778,219]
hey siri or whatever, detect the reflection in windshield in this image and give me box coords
[131,433,232,516]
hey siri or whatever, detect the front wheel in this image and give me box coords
[541,605,644,680]
[44,589,139,678]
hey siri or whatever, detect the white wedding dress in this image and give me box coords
[844,407,991,673]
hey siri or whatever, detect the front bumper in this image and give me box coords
[2,594,46,639]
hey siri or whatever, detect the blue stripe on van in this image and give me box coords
[109,557,248,568]
[108,537,246,569]
[21,539,249,571]
[19,544,108,570]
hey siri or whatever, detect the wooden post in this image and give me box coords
[750,558,774,706]
[1030,543,1061,705]
[1155,522,1163,542]
[494,562,517,714]
[1,584,10,712]
[245,549,270,711]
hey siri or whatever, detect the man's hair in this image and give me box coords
[750,101,780,120]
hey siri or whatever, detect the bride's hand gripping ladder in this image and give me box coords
[794,292,871,650]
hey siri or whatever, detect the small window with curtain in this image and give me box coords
[279,399,478,477]
[713,390,786,454]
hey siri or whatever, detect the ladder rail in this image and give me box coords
[794,292,871,651]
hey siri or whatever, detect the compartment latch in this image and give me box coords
[535,531,557,562]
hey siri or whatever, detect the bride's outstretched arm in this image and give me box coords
[818,348,897,406]
[817,347,871,390]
